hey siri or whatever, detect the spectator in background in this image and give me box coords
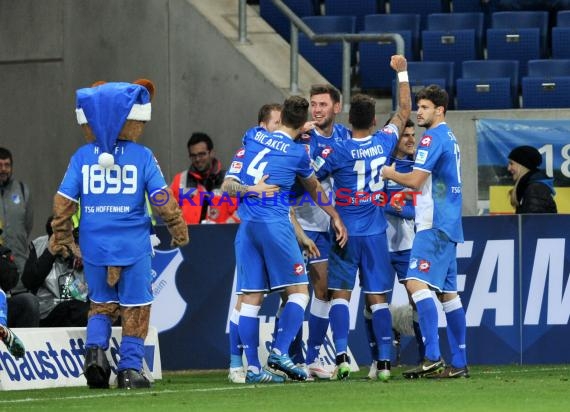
[0,230,25,357]
[507,145,557,214]
[0,147,40,327]
[22,216,90,327]
[171,133,239,224]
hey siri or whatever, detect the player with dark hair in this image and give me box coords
[290,83,351,379]
[222,95,347,384]
[382,84,468,379]
[314,55,411,381]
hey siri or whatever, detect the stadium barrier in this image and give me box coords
[0,327,161,391]
[151,214,570,369]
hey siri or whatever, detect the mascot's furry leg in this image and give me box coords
[84,302,120,389]
[116,305,151,389]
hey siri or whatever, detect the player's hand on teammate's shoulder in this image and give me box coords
[381,163,396,180]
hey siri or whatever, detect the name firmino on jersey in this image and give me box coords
[351,145,384,159]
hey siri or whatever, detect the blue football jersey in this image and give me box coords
[226,128,314,222]
[318,124,399,236]
[412,122,464,243]
[57,140,167,265]
[292,124,351,232]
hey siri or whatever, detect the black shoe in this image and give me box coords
[426,365,470,379]
[117,369,151,389]
[402,358,445,379]
[84,347,111,389]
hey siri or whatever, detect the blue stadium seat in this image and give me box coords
[298,16,356,88]
[421,29,477,80]
[364,14,422,60]
[552,27,570,58]
[522,77,570,108]
[324,0,383,32]
[427,13,485,58]
[259,0,318,41]
[456,60,519,109]
[527,59,570,77]
[556,10,570,26]
[359,30,413,91]
[389,0,450,30]
[392,61,455,110]
[486,28,540,78]
[491,11,549,57]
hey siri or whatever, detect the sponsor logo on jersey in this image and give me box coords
[420,135,432,147]
[313,156,325,171]
[235,148,245,158]
[419,259,431,272]
[416,149,428,165]
[321,146,333,158]
[229,161,243,174]
[294,263,304,275]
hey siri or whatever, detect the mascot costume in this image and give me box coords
[51,79,189,389]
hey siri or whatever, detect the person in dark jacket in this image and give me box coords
[507,145,558,214]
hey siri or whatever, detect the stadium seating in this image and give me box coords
[389,0,450,30]
[359,30,414,91]
[552,11,570,58]
[486,28,541,78]
[556,9,570,26]
[324,0,383,32]
[491,11,549,57]
[456,60,520,109]
[427,12,485,58]
[522,58,570,108]
[522,77,570,108]
[259,0,318,41]
[364,14,422,60]
[421,29,477,80]
[392,61,454,110]
[298,15,356,88]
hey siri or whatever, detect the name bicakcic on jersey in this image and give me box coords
[150,188,420,208]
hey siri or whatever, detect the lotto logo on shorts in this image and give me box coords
[293,263,304,275]
[419,260,431,272]
[420,136,432,147]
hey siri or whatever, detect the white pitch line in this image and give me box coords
[0,384,291,405]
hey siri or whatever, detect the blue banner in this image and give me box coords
[152,216,570,369]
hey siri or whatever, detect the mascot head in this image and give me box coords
[75,79,155,168]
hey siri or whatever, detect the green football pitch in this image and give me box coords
[1,365,569,411]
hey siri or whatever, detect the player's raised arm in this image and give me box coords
[387,55,411,135]
[299,174,347,247]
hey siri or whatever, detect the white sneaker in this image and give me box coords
[367,361,378,380]
[308,359,333,379]
[228,367,246,384]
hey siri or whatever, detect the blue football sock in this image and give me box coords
[239,303,261,371]
[289,325,305,364]
[229,309,243,368]
[274,294,308,356]
[413,317,425,363]
[443,297,467,368]
[412,289,440,361]
[118,336,144,371]
[371,303,392,361]
[329,299,350,355]
[306,313,329,364]
[86,314,112,350]
[363,308,379,361]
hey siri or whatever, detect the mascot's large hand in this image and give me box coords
[50,194,82,259]
[154,188,189,247]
